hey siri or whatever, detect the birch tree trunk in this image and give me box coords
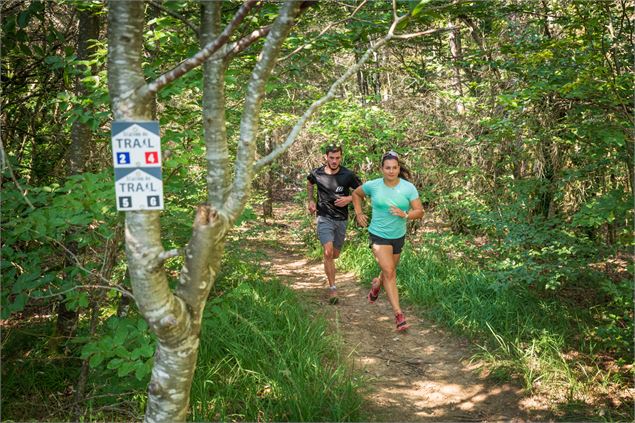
[108,2,300,421]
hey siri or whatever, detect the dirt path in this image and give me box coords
[240,204,551,421]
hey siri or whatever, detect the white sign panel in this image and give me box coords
[112,121,164,211]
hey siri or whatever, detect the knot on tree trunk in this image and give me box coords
[159,314,177,329]
[148,381,164,396]
[194,204,217,226]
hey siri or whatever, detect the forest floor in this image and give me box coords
[237,202,555,422]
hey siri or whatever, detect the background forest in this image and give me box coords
[1,0,633,421]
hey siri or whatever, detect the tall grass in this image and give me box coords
[189,253,364,422]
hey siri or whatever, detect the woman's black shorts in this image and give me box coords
[368,233,406,254]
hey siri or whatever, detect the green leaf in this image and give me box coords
[89,353,105,368]
[78,292,89,308]
[113,324,129,345]
[17,11,31,28]
[411,0,433,17]
[107,358,123,370]
[134,363,149,381]
[117,362,135,377]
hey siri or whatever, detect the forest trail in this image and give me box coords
[238,202,551,421]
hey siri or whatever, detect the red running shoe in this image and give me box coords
[367,278,381,304]
[395,312,410,331]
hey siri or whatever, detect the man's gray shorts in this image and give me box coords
[316,216,348,250]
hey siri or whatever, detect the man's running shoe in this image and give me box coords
[395,312,410,331]
[367,278,381,304]
[328,286,338,304]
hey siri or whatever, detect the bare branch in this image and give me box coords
[140,0,259,98]
[159,248,183,261]
[392,26,454,39]
[44,235,134,299]
[223,1,304,220]
[0,138,35,210]
[147,0,199,37]
[35,284,135,300]
[278,0,368,62]
[224,25,272,58]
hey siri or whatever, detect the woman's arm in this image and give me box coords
[406,198,424,220]
[352,186,368,227]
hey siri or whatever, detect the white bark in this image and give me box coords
[223,1,303,221]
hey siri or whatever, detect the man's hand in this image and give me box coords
[334,195,352,207]
[308,200,316,214]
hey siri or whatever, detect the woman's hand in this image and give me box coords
[390,205,408,219]
[356,213,368,227]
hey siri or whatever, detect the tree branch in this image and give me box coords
[140,0,259,98]
[224,25,272,58]
[159,248,183,261]
[36,283,135,300]
[46,235,134,299]
[223,1,304,221]
[392,26,454,39]
[278,0,368,62]
[147,0,199,37]
[0,138,35,210]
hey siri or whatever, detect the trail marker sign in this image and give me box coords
[112,121,164,211]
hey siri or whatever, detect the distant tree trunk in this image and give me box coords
[74,226,124,417]
[55,3,102,355]
[379,48,392,101]
[355,47,369,99]
[448,22,465,115]
[261,132,275,220]
[68,7,101,174]
[370,38,382,98]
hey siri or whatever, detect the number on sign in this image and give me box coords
[119,196,132,209]
[147,195,160,207]
[117,152,130,165]
[145,151,158,164]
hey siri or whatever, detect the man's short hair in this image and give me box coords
[324,143,342,154]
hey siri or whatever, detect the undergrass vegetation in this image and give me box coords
[337,228,634,420]
[190,248,364,422]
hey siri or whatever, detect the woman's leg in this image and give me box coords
[374,253,401,285]
[371,244,402,315]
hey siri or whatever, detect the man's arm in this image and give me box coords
[334,173,361,207]
[307,180,316,214]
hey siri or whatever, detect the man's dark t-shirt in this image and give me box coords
[307,166,361,220]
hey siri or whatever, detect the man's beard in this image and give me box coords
[328,163,340,171]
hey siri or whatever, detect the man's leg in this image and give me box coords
[328,220,345,284]
[323,241,336,287]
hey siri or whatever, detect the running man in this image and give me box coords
[307,144,361,303]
